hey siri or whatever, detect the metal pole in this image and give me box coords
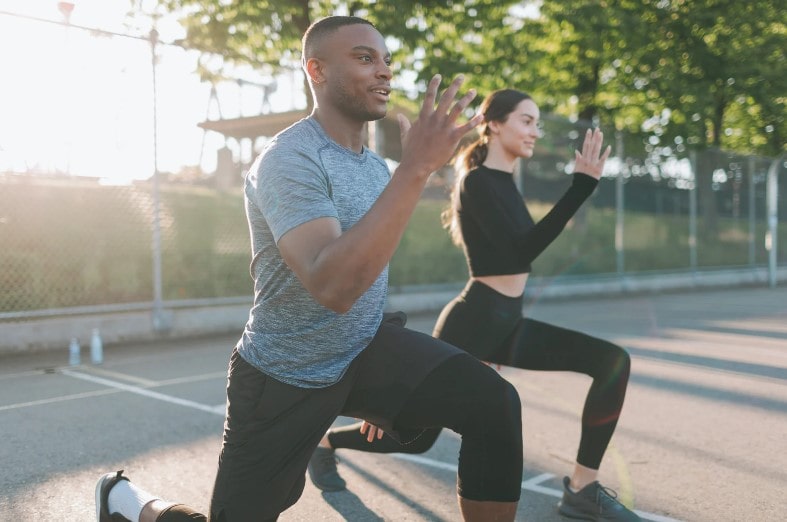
[58,2,74,175]
[149,27,166,331]
[689,150,698,272]
[748,156,756,266]
[766,156,781,287]
[615,131,624,275]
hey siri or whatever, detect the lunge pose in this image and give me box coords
[96,17,524,522]
[309,89,640,521]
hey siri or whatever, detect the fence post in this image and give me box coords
[748,156,756,266]
[614,131,625,276]
[766,156,781,287]
[149,27,167,331]
[689,150,698,273]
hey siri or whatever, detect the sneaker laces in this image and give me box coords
[595,483,624,513]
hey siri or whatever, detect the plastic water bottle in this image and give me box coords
[69,338,81,366]
[90,328,103,365]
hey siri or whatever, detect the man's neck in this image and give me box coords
[311,107,366,153]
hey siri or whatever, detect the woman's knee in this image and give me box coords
[588,341,631,382]
[609,343,631,380]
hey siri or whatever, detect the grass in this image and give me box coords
[1,181,784,313]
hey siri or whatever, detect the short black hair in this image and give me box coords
[301,16,375,63]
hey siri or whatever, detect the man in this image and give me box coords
[96,16,523,522]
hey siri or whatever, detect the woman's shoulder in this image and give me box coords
[462,165,509,191]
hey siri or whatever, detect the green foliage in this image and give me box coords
[0,182,250,312]
[158,0,784,158]
[389,199,468,287]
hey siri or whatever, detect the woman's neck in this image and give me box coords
[481,144,517,173]
[481,158,516,173]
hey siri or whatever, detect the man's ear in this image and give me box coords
[305,58,325,85]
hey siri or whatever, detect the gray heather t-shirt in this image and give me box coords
[237,117,391,388]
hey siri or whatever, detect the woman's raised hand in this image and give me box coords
[574,127,611,180]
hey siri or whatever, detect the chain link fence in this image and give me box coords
[1,11,785,329]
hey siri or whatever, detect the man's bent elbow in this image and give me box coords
[313,288,357,315]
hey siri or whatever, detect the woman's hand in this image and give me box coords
[574,127,611,180]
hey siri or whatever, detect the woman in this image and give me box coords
[309,89,640,521]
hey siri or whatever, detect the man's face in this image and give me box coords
[317,24,393,122]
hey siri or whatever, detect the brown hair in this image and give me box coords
[441,89,533,246]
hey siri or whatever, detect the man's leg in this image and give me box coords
[393,354,522,521]
[342,322,523,522]
[95,470,206,522]
[208,349,356,521]
[308,311,441,492]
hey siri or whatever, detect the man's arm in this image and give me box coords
[278,75,481,313]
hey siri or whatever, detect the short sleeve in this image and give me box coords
[248,143,339,243]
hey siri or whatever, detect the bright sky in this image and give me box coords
[0,0,304,183]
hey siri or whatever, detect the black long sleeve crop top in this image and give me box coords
[457,165,598,276]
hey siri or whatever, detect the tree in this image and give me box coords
[615,0,786,233]
[161,0,785,159]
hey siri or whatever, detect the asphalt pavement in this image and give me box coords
[1,285,786,521]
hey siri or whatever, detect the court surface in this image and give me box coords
[1,286,786,521]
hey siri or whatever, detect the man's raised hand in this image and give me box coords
[396,74,483,178]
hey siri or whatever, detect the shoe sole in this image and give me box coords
[558,503,595,521]
[307,471,346,492]
[95,472,110,521]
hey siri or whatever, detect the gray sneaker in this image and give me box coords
[558,476,641,521]
[307,446,346,492]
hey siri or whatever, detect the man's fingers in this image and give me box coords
[447,88,477,122]
[455,112,484,135]
[420,74,442,117]
[397,113,411,140]
[435,74,465,115]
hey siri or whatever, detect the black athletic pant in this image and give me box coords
[329,280,631,470]
[157,313,522,521]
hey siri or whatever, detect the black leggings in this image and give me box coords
[329,280,631,470]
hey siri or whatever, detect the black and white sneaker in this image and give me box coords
[95,470,130,522]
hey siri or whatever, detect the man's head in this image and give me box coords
[302,16,392,122]
[301,16,375,65]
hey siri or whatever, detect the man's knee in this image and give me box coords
[465,370,521,440]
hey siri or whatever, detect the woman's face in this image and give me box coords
[490,98,541,160]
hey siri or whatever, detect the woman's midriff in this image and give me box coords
[472,273,528,298]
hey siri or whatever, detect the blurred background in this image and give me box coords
[1,0,785,351]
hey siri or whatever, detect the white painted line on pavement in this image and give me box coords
[78,365,158,386]
[521,472,562,498]
[61,370,683,522]
[62,369,224,416]
[391,454,683,522]
[0,388,121,412]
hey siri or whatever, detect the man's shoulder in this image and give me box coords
[254,118,326,176]
[268,117,325,152]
